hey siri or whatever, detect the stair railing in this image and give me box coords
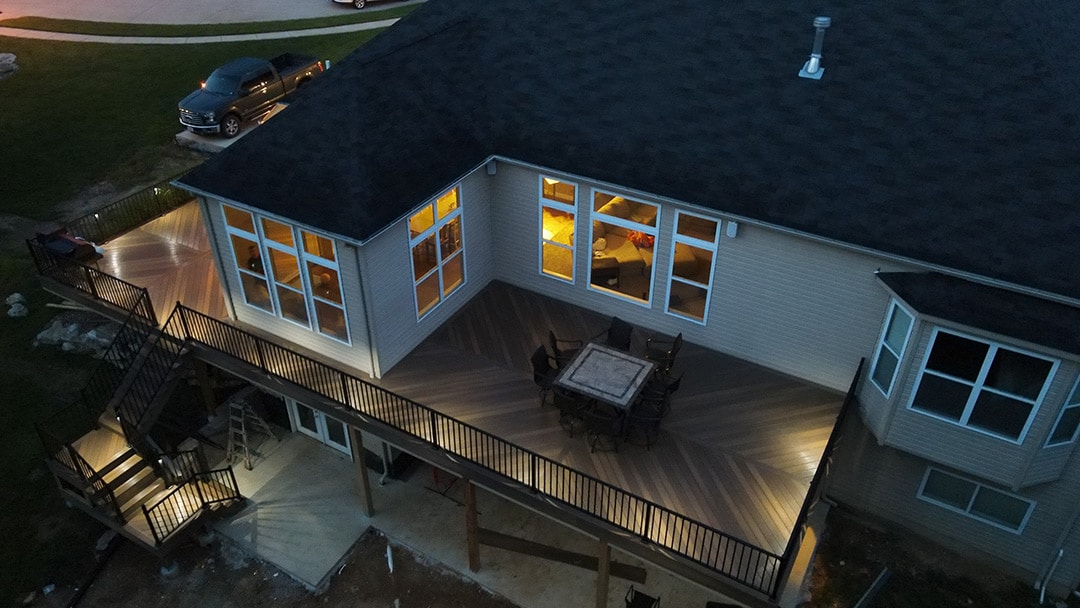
[141,465,242,546]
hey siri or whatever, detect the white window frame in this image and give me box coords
[587,188,660,307]
[538,176,577,284]
[907,327,1057,444]
[408,187,466,320]
[663,210,720,324]
[1045,376,1080,447]
[917,467,1034,534]
[221,204,351,345]
[869,301,915,397]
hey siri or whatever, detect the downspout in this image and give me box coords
[1037,499,1080,602]
[1041,550,1063,604]
[199,196,238,321]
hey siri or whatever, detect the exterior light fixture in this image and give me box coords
[799,16,832,80]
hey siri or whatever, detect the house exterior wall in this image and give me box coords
[829,412,1080,596]
[358,167,494,376]
[200,196,374,376]
[488,161,905,392]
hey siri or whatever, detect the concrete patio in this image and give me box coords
[212,431,748,608]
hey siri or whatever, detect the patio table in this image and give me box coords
[554,342,656,410]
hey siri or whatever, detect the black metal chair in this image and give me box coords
[581,403,624,453]
[592,315,634,351]
[549,330,583,367]
[553,388,588,436]
[645,332,683,374]
[531,345,559,407]
[625,585,660,608]
[640,371,682,401]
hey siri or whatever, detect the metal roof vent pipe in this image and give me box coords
[799,16,832,80]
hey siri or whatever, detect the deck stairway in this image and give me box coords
[36,303,243,555]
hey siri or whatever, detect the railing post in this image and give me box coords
[83,265,98,298]
[641,503,653,543]
[340,374,351,409]
[530,453,539,493]
[254,338,267,371]
[430,411,439,446]
[142,506,162,546]
[178,303,191,338]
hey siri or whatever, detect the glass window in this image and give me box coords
[918,468,1033,533]
[589,191,659,304]
[539,177,577,282]
[221,204,350,343]
[1046,378,1080,447]
[869,302,914,396]
[665,212,719,323]
[909,329,1056,442]
[408,187,465,318]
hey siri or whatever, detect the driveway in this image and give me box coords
[0,0,422,25]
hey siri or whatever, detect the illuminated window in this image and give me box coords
[589,190,659,304]
[221,203,349,343]
[664,212,719,323]
[408,188,464,318]
[539,177,577,282]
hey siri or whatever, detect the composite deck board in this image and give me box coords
[377,282,847,555]
[101,202,226,323]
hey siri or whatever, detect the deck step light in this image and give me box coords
[798,16,832,80]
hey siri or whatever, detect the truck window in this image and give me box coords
[203,72,239,95]
[242,70,274,93]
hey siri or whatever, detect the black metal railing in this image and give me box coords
[113,309,186,441]
[142,466,241,545]
[169,304,785,595]
[158,449,202,486]
[27,238,158,324]
[775,357,865,593]
[35,413,124,521]
[66,174,194,245]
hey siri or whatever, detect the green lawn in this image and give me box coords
[0,30,381,220]
[0,5,416,37]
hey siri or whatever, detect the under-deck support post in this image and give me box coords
[596,540,611,608]
[465,479,480,572]
[349,427,374,517]
[193,359,217,417]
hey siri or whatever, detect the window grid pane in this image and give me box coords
[920,468,1032,532]
[410,188,464,318]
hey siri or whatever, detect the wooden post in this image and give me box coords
[596,540,611,608]
[464,479,480,572]
[349,427,374,517]
[193,360,217,417]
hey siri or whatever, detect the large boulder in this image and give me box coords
[0,53,18,80]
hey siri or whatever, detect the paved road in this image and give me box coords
[0,0,421,25]
[0,18,397,43]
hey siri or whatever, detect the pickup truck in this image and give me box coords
[179,53,324,138]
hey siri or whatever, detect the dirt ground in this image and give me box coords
[29,527,520,608]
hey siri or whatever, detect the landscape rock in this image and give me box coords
[0,53,18,80]
[5,292,26,305]
[7,302,28,317]
[34,312,122,357]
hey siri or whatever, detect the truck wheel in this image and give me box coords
[353,0,366,8]
[221,114,242,138]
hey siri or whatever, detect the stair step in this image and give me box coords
[95,448,140,483]
[111,463,156,506]
[120,478,168,519]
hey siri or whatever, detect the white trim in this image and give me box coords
[869,301,915,397]
[1045,375,1080,448]
[586,188,660,307]
[663,210,721,325]
[287,398,352,457]
[537,175,578,284]
[907,327,1059,444]
[407,186,466,320]
[917,467,1035,534]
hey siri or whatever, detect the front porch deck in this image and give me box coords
[374,281,846,555]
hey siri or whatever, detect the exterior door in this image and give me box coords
[287,399,351,457]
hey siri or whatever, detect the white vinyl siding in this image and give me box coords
[917,467,1034,533]
[908,328,1057,443]
[869,301,914,396]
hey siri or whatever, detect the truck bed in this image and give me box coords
[270,53,320,78]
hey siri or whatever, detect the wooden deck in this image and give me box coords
[376,281,846,555]
[100,201,227,323]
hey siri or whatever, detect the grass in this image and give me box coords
[0,4,417,37]
[0,29,382,220]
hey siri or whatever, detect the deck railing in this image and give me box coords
[66,174,195,245]
[35,411,124,521]
[168,304,786,596]
[142,466,241,546]
[113,308,186,441]
[27,238,157,324]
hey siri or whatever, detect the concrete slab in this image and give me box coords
[214,431,750,607]
[175,102,288,153]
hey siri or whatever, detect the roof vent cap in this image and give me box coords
[798,16,832,80]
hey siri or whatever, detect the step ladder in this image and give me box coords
[225,395,275,471]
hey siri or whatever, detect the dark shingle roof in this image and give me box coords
[180,0,1080,300]
[878,272,1080,355]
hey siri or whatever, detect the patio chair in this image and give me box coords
[625,585,660,608]
[553,388,588,436]
[640,372,682,404]
[531,345,559,407]
[645,332,683,374]
[549,330,583,367]
[591,315,634,351]
[581,403,624,453]
[625,404,663,450]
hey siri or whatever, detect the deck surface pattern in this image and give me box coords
[101,201,227,323]
[376,281,846,554]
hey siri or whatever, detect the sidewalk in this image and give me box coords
[0,18,398,43]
